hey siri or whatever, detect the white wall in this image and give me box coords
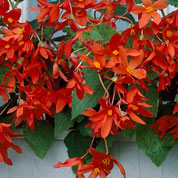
[0,134,178,178]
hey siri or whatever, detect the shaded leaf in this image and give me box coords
[78,120,93,137]
[0,65,9,84]
[135,0,142,3]
[90,23,117,43]
[163,133,178,147]
[136,125,171,166]
[64,130,92,172]
[115,5,136,23]
[54,111,74,137]
[96,135,115,153]
[141,85,159,117]
[166,0,178,7]
[147,71,159,80]
[72,68,105,119]
[29,20,38,29]
[24,121,54,159]
[122,128,135,138]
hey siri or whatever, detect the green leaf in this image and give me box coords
[174,89,178,102]
[0,65,9,84]
[64,130,92,172]
[166,0,178,7]
[96,135,115,153]
[90,23,117,43]
[78,120,93,137]
[141,85,159,117]
[0,115,15,131]
[163,133,178,147]
[24,121,54,159]
[54,112,74,137]
[64,130,91,158]
[43,26,57,39]
[14,0,24,2]
[115,6,136,23]
[71,68,105,119]
[136,125,171,166]
[28,20,38,30]
[135,0,142,4]
[81,31,91,39]
[122,128,135,138]
[147,71,159,80]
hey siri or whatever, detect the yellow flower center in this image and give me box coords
[5,44,11,49]
[163,72,168,77]
[31,85,36,91]
[19,41,24,46]
[166,31,173,38]
[18,29,23,35]
[107,5,113,11]
[102,157,111,166]
[126,66,133,75]
[131,105,139,111]
[44,75,49,81]
[8,17,13,23]
[47,91,51,95]
[75,8,81,13]
[112,49,119,56]
[107,110,113,116]
[145,6,153,13]
[130,29,135,36]
[94,168,100,174]
[78,0,84,2]
[94,61,101,69]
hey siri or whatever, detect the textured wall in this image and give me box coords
[0,134,178,178]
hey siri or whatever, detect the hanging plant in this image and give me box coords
[0,0,178,177]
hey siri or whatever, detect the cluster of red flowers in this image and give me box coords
[0,123,22,165]
[54,148,126,178]
[0,0,178,177]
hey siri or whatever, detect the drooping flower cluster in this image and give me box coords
[0,123,23,165]
[0,0,177,176]
[54,148,126,178]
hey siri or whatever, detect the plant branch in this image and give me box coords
[98,73,109,97]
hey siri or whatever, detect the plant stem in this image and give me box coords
[161,9,166,17]
[81,136,95,159]
[9,0,14,9]
[104,81,113,98]
[72,47,85,54]
[104,138,109,154]
[111,87,116,105]
[13,0,20,9]
[98,73,109,97]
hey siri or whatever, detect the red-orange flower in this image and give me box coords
[124,88,154,125]
[8,97,53,130]
[55,88,72,113]
[112,50,146,80]
[0,0,9,16]
[79,148,126,178]
[82,97,121,138]
[131,0,168,28]
[3,9,22,28]
[3,64,24,93]
[67,73,93,100]
[150,115,178,139]
[0,38,15,60]
[54,157,84,178]
[0,123,22,165]
[30,0,61,25]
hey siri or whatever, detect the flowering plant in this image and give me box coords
[0,0,178,177]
